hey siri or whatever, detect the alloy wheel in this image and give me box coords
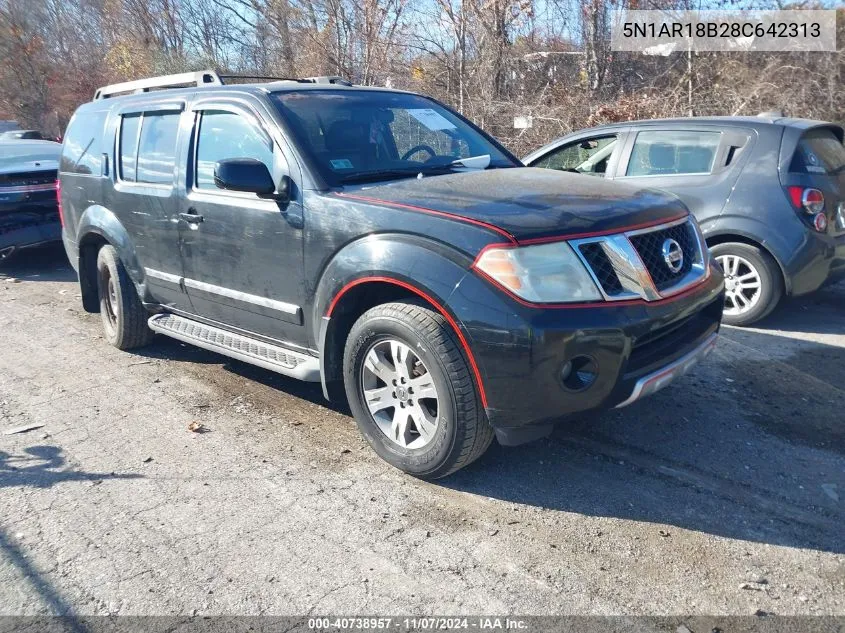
[360,338,440,449]
[716,254,762,316]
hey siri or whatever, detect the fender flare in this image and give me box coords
[312,234,488,407]
[76,205,147,297]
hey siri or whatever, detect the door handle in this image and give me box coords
[179,209,203,224]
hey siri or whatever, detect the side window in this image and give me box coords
[626,130,721,177]
[60,112,103,176]
[119,114,141,182]
[533,135,617,176]
[136,112,180,184]
[195,110,273,190]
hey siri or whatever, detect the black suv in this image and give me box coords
[60,71,724,478]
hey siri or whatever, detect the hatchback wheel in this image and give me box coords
[343,301,494,478]
[711,242,782,326]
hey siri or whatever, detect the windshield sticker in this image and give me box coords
[330,158,354,170]
[408,109,456,131]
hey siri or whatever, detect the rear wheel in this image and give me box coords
[96,245,154,350]
[343,301,494,479]
[711,242,782,326]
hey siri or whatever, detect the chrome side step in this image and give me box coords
[148,313,320,382]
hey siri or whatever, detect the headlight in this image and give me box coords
[474,241,602,303]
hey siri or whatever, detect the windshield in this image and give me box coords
[270,90,517,186]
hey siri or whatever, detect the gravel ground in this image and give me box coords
[0,245,843,616]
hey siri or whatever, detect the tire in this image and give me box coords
[711,242,783,327]
[96,245,154,350]
[343,301,494,479]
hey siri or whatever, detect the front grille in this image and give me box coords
[0,170,57,188]
[579,242,624,295]
[628,221,697,291]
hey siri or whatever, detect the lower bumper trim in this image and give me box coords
[615,332,718,408]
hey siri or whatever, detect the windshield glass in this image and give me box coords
[270,90,517,185]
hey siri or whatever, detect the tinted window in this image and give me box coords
[196,111,273,190]
[626,130,720,177]
[119,114,141,182]
[533,135,617,176]
[136,112,180,185]
[790,128,845,174]
[60,112,104,175]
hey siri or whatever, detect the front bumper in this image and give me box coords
[0,200,61,254]
[456,261,725,445]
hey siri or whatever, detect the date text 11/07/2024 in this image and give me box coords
[307,617,529,630]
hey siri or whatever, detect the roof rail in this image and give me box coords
[93,71,354,100]
[94,70,222,100]
[302,76,353,86]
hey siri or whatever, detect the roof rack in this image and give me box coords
[93,70,353,100]
[94,70,222,100]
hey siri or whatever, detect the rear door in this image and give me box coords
[178,96,307,347]
[107,102,191,310]
[615,126,752,223]
[780,125,845,235]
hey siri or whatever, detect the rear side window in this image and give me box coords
[790,128,845,174]
[626,130,721,177]
[119,114,141,182]
[118,111,180,185]
[60,112,104,176]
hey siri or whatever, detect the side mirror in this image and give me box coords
[214,158,281,198]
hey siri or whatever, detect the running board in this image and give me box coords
[148,313,320,381]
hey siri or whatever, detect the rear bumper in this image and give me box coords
[457,262,725,444]
[785,229,845,296]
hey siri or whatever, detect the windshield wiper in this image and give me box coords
[339,169,419,184]
[420,154,493,174]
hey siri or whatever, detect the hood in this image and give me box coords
[344,168,688,242]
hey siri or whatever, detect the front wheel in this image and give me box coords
[343,301,494,479]
[711,242,783,326]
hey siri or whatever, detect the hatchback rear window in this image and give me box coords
[790,128,845,175]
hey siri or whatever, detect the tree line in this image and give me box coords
[1,0,842,155]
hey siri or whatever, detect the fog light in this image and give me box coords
[813,212,828,233]
[560,355,598,392]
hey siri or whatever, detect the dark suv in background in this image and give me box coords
[60,71,723,477]
[525,116,845,325]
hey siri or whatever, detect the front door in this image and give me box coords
[527,131,627,178]
[178,99,306,348]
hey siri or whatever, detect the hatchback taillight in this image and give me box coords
[786,186,827,232]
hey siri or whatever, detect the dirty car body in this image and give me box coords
[59,73,724,477]
[0,140,62,259]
